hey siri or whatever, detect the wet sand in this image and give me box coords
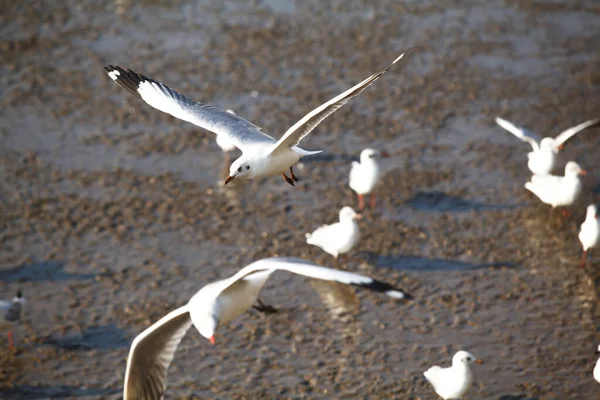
[1,0,600,398]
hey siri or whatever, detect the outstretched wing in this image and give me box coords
[105,66,276,151]
[495,117,541,150]
[219,257,412,300]
[123,306,192,400]
[269,50,413,155]
[553,118,600,149]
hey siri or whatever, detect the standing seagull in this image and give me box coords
[524,161,586,208]
[424,350,483,400]
[122,257,412,400]
[579,204,599,267]
[0,291,25,350]
[104,50,412,187]
[495,117,599,176]
[349,148,386,210]
[305,207,361,258]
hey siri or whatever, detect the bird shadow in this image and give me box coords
[0,261,94,282]
[0,385,120,399]
[362,252,518,272]
[406,191,522,212]
[44,324,130,351]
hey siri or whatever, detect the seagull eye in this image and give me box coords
[246,166,250,170]
[238,167,243,173]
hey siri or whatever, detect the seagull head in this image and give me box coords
[13,290,25,304]
[194,313,219,345]
[360,148,388,162]
[453,350,482,367]
[339,206,361,222]
[540,137,558,153]
[586,204,598,220]
[225,157,253,185]
[564,161,586,177]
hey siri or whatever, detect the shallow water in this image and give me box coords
[1,0,600,398]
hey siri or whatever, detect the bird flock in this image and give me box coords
[4,46,598,399]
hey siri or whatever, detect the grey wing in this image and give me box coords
[495,117,541,150]
[553,118,600,148]
[104,66,277,151]
[269,50,413,154]
[123,306,192,400]
[221,257,412,300]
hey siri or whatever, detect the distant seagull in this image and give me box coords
[122,257,412,400]
[306,207,361,258]
[594,344,600,384]
[524,161,586,208]
[423,350,483,400]
[349,148,386,210]
[215,109,239,153]
[579,204,599,267]
[495,117,599,176]
[0,291,25,349]
[104,50,413,187]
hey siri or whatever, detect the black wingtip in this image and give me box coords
[351,279,413,301]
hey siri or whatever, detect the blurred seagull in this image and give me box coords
[0,291,25,350]
[424,350,483,400]
[579,204,599,267]
[349,148,386,210]
[104,50,412,187]
[495,117,599,176]
[306,207,361,258]
[122,257,412,400]
[594,344,600,384]
[524,161,586,208]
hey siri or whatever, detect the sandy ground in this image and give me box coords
[1,0,600,399]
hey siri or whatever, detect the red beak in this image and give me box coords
[210,335,216,345]
[224,175,235,185]
[579,169,587,176]
[381,151,390,158]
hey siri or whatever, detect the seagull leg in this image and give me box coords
[358,194,365,211]
[560,208,570,218]
[7,331,13,351]
[581,249,588,268]
[282,173,295,187]
[290,167,299,182]
[370,193,376,209]
[252,298,278,314]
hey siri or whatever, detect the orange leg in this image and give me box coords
[358,194,365,211]
[370,193,376,209]
[7,331,13,350]
[581,249,588,268]
[290,167,299,182]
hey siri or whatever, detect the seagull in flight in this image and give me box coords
[122,257,412,400]
[495,117,600,176]
[105,50,412,186]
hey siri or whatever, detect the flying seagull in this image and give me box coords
[105,50,413,186]
[495,117,600,176]
[122,257,412,400]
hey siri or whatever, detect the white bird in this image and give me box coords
[215,109,239,153]
[594,344,600,384]
[122,257,412,400]
[0,290,25,350]
[349,148,386,210]
[579,204,599,267]
[524,161,586,208]
[104,50,412,187]
[495,117,599,176]
[305,207,361,258]
[424,350,483,400]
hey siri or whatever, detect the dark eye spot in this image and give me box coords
[246,166,250,170]
[238,167,242,173]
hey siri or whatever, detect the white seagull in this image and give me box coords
[305,207,361,258]
[524,161,586,208]
[424,350,483,400]
[579,204,599,267]
[495,117,599,176]
[0,290,25,350]
[104,50,412,187]
[594,344,600,384]
[349,148,387,210]
[122,257,411,400]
